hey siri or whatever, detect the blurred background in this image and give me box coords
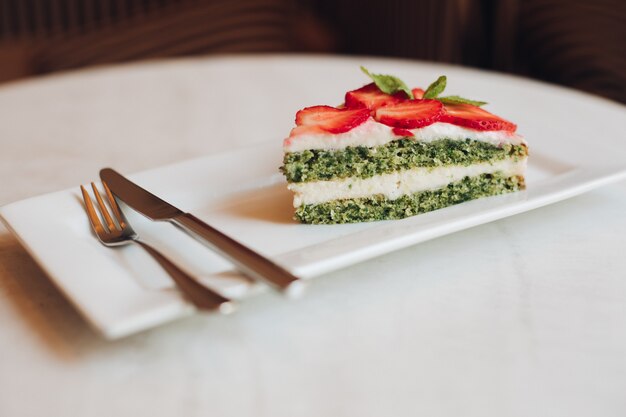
[0,0,624,103]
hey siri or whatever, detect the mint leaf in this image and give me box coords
[438,96,488,106]
[358,69,486,106]
[423,75,447,99]
[423,75,486,106]
[360,66,414,99]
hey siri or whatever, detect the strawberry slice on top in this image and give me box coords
[412,88,425,99]
[295,105,370,134]
[345,83,405,111]
[374,99,443,129]
[441,102,517,132]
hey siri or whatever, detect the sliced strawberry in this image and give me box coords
[345,83,404,111]
[374,99,443,129]
[392,128,414,137]
[295,105,370,134]
[441,103,517,132]
[412,88,425,99]
[288,125,324,137]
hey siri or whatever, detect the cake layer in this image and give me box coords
[295,174,525,224]
[288,158,526,207]
[282,138,528,183]
[283,120,525,152]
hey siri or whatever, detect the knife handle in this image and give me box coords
[171,213,307,298]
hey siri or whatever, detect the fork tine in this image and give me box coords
[80,185,106,235]
[102,181,126,229]
[90,182,117,232]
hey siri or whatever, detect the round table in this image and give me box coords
[1,55,625,417]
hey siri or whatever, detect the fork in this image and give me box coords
[80,182,236,314]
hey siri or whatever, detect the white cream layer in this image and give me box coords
[283,119,525,153]
[288,158,527,207]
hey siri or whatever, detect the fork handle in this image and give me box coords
[134,240,235,313]
[171,213,306,298]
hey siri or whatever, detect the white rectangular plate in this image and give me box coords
[2,140,626,338]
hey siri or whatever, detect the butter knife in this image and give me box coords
[100,168,306,298]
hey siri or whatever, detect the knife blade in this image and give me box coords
[100,168,306,297]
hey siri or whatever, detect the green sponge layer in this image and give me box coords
[294,173,525,224]
[282,138,527,183]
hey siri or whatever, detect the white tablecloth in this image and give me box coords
[1,55,625,417]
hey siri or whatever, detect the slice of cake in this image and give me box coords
[281,68,528,224]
